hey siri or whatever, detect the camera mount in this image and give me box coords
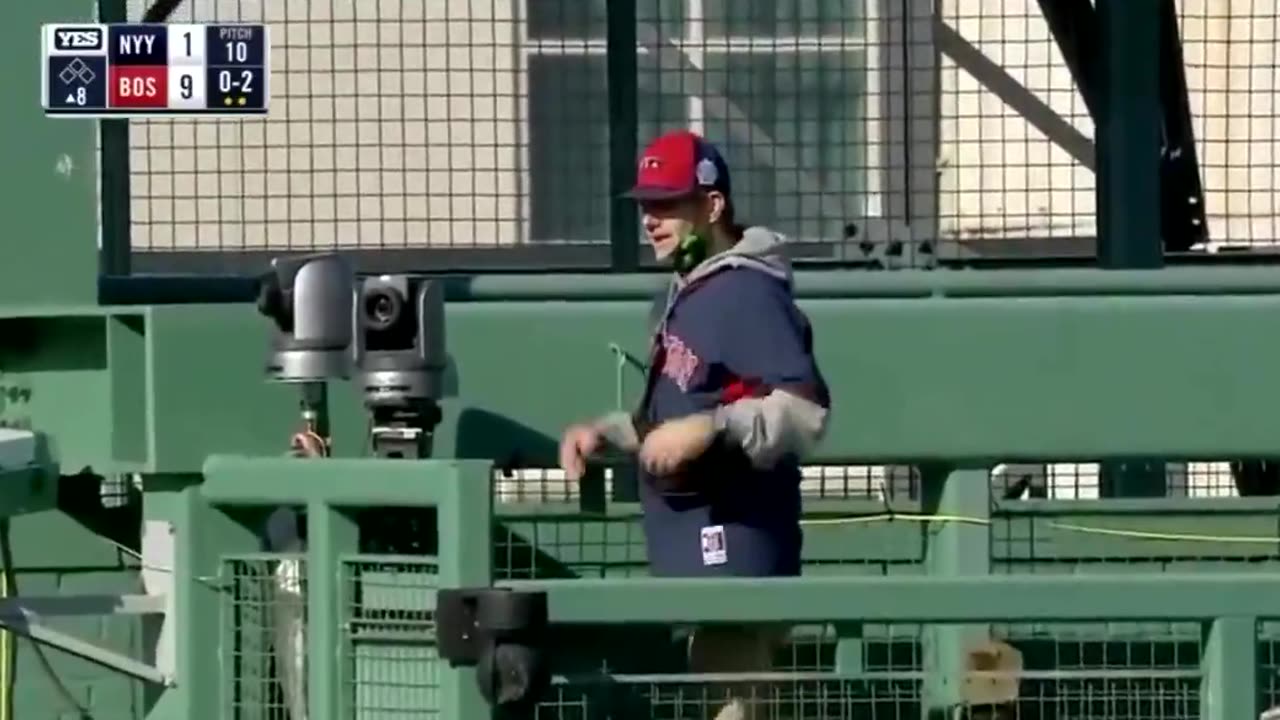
[256,253,356,456]
[354,274,447,459]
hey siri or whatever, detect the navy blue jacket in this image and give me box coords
[614,227,831,577]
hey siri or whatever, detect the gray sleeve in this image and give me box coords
[592,411,641,452]
[712,389,830,469]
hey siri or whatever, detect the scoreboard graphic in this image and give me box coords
[42,23,270,117]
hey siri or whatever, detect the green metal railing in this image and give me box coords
[171,455,1278,719]
[190,456,493,720]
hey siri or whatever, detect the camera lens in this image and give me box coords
[363,287,404,332]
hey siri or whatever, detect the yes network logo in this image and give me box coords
[53,27,104,52]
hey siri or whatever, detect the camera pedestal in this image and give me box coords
[368,402,443,459]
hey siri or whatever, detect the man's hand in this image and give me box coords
[558,423,603,481]
[639,412,717,477]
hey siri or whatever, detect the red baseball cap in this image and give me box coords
[625,130,732,201]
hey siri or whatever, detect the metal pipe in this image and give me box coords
[450,266,1280,302]
[101,265,1280,307]
[98,275,261,305]
[506,573,1280,625]
[0,613,170,686]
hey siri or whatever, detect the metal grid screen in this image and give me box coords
[342,557,442,719]
[489,463,1280,581]
[222,554,309,720]
[120,0,1280,271]
[537,622,1203,719]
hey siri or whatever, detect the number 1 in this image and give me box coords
[183,31,191,56]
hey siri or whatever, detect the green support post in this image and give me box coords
[1199,617,1257,720]
[1094,0,1166,498]
[168,479,259,720]
[919,467,992,717]
[1095,0,1162,268]
[831,623,864,678]
[307,503,358,720]
[97,0,131,278]
[1,1,100,307]
[437,461,496,720]
[606,0,639,272]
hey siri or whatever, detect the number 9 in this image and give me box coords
[180,74,193,100]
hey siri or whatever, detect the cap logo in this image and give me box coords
[695,158,718,186]
[641,156,662,170]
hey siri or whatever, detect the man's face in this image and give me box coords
[638,192,721,261]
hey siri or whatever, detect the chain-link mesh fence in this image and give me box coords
[222,554,308,720]
[227,550,1277,718]
[118,0,1280,273]
[490,462,1251,510]
[342,557,442,719]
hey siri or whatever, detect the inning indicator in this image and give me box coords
[42,23,270,117]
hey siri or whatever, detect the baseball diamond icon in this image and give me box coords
[58,58,96,85]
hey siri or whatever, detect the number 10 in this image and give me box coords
[225,41,247,63]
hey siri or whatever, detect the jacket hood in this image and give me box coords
[682,225,793,287]
[651,226,794,330]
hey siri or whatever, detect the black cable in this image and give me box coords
[0,519,93,719]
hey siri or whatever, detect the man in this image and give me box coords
[558,129,832,719]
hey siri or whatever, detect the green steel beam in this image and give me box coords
[428,292,1280,464]
[511,574,1280,624]
[8,285,1280,472]
[169,479,260,720]
[1095,0,1162,269]
[307,503,357,720]
[606,0,639,272]
[200,455,493,506]
[1200,616,1257,720]
[0,613,169,686]
[1198,609,1259,717]
[105,264,1280,303]
[1094,0,1164,497]
[0,311,150,471]
[921,469,992,711]
[451,265,1280,300]
[97,0,131,277]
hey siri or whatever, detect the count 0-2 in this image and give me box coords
[217,69,254,94]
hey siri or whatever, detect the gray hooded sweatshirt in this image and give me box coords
[595,226,831,577]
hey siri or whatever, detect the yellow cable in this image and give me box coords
[800,512,1280,544]
[1,563,10,720]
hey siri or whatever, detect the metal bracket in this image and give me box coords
[1153,0,1208,253]
[609,343,648,411]
[0,593,171,686]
